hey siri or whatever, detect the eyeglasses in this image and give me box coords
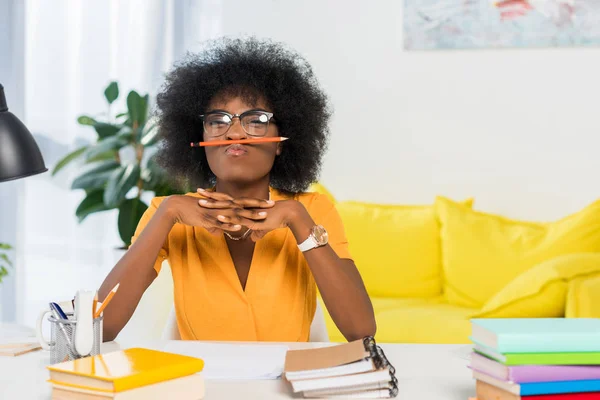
[200,110,275,138]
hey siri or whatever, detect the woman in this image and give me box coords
[98,37,375,342]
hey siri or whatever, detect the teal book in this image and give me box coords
[470,318,600,353]
[473,342,600,365]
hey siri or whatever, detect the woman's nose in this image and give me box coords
[225,117,247,139]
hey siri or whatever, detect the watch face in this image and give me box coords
[312,225,328,245]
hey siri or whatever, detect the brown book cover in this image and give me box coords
[477,379,520,400]
[284,339,370,373]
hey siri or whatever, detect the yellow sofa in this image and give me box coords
[309,183,600,344]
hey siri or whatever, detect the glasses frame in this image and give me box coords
[200,110,275,138]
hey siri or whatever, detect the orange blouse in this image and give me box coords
[131,188,352,342]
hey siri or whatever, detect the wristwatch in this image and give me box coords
[298,225,328,252]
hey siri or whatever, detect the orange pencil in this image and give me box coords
[92,292,98,315]
[190,136,288,147]
[94,283,119,318]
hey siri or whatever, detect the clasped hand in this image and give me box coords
[168,188,297,242]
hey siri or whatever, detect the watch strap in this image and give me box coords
[298,234,318,252]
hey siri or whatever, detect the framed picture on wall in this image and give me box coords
[404,0,600,50]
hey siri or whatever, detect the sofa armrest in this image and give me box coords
[566,274,600,318]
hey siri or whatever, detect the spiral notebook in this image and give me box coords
[284,336,398,398]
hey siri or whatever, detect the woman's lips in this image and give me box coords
[225,143,248,156]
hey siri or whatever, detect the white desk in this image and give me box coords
[0,339,475,399]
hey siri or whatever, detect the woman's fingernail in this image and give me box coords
[217,215,226,220]
[197,188,205,192]
[233,225,241,229]
[259,212,267,216]
[267,200,275,205]
[199,199,207,205]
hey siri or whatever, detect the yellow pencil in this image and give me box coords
[94,283,119,319]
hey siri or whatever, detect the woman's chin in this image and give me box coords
[215,173,265,186]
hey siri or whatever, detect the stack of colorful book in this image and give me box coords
[469,318,600,400]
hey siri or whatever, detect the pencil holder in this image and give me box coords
[47,312,103,364]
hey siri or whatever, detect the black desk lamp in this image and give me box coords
[0,84,47,182]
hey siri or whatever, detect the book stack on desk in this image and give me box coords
[46,347,205,399]
[283,337,398,398]
[469,318,600,400]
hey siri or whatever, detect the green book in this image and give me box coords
[474,342,600,366]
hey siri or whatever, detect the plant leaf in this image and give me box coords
[126,91,141,126]
[104,81,119,104]
[77,115,97,126]
[85,136,128,161]
[87,150,118,163]
[118,198,148,247]
[0,266,8,282]
[0,243,12,250]
[75,189,114,222]
[71,160,120,190]
[141,94,149,126]
[103,164,141,207]
[116,112,130,126]
[116,126,134,141]
[52,146,88,176]
[140,120,160,146]
[126,91,149,128]
[0,254,12,267]
[93,123,121,139]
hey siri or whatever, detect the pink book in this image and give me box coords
[471,352,600,383]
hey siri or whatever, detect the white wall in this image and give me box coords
[219,0,600,221]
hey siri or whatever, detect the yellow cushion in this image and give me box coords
[473,253,600,318]
[436,197,600,308]
[374,302,475,344]
[566,272,600,318]
[308,182,336,203]
[322,296,447,342]
[338,198,473,298]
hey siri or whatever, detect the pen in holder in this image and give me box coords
[46,312,103,364]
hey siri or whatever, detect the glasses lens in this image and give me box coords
[204,113,231,137]
[241,112,270,137]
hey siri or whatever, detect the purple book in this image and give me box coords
[470,352,600,383]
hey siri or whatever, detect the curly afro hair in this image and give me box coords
[155,37,332,194]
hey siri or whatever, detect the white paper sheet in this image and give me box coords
[162,341,289,380]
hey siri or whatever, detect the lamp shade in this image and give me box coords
[0,84,47,182]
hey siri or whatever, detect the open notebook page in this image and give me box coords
[162,341,289,380]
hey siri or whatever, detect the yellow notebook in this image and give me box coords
[47,348,204,393]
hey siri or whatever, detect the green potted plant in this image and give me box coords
[0,243,12,283]
[52,82,187,250]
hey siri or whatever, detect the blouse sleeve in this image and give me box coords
[130,197,169,274]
